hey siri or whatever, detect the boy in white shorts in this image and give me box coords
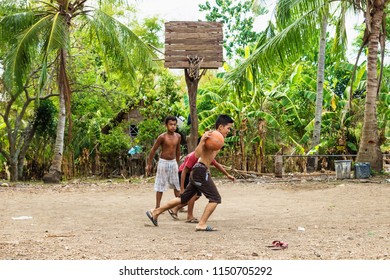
[146,116,181,209]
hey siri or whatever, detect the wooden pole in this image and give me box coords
[275,155,283,178]
[185,69,200,152]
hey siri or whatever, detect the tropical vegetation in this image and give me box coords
[0,0,389,182]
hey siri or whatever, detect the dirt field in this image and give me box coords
[1,174,390,260]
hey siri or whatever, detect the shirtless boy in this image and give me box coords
[146,116,181,209]
[146,114,234,231]
[168,151,235,223]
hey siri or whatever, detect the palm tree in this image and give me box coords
[1,0,155,182]
[226,0,340,172]
[228,0,387,171]
[355,0,388,170]
[199,58,280,172]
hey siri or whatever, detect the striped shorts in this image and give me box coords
[154,158,180,192]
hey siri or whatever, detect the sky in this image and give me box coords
[132,0,210,22]
[131,0,362,59]
[131,0,274,30]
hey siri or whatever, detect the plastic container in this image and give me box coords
[354,162,370,179]
[334,160,352,179]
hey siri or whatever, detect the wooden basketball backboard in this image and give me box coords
[164,21,223,69]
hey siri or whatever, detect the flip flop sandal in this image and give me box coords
[271,242,288,250]
[146,210,158,226]
[266,240,281,247]
[266,240,288,250]
[168,209,179,220]
[185,218,199,223]
[195,225,218,232]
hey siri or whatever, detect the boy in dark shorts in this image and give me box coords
[169,151,235,223]
[146,114,234,231]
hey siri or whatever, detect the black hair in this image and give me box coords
[165,116,177,125]
[215,114,234,129]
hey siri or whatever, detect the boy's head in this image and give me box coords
[165,116,177,125]
[165,116,178,133]
[215,114,234,137]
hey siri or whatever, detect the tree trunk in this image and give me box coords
[240,118,248,171]
[43,49,69,183]
[240,130,245,170]
[185,69,200,152]
[257,119,266,173]
[17,119,37,180]
[9,158,18,182]
[43,88,66,183]
[308,13,327,172]
[356,3,385,171]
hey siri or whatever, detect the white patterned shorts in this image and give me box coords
[154,158,180,192]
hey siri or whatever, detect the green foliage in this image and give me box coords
[99,124,132,156]
[131,16,164,49]
[140,71,184,120]
[33,99,57,137]
[1,0,389,178]
[135,119,165,154]
[199,0,266,58]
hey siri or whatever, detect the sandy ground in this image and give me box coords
[1,174,390,260]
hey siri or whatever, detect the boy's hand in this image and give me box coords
[145,164,151,176]
[200,130,212,143]
[227,174,236,183]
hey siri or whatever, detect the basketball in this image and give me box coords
[205,130,224,151]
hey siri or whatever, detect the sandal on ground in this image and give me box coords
[185,218,199,223]
[266,240,288,250]
[146,210,158,226]
[168,209,179,220]
[195,225,218,232]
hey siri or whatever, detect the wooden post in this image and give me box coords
[275,155,283,178]
[164,21,224,152]
[185,69,200,152]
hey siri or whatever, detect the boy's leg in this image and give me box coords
[155,191,163,209]
[196,202,218,229]
[170,181,198,217]
[166,189,181,218]
[169,203,182,216]
[190,168,220,230]
[186,195,200,221]
[151,197,182,220]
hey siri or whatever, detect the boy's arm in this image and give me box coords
[213,160,236,182]
[146,136,162,176]
[180,153,197,193]
[180,166,190,193]
[194,131,212,158]
[176,134,181,165]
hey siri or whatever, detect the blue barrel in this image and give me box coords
[354,162,370,179]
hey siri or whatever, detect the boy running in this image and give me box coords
[168,151,235,223]
[146,114,234,231]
